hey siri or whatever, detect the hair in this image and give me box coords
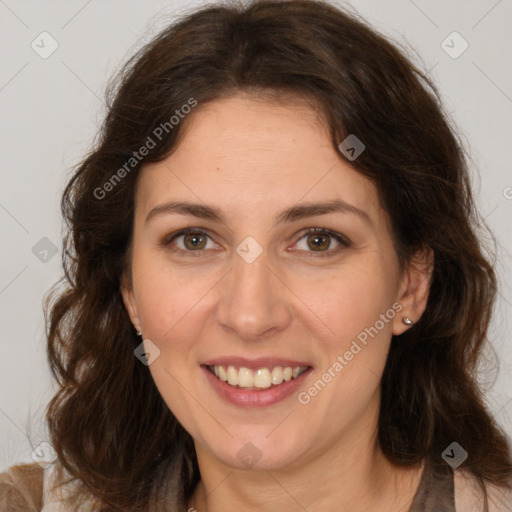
[42,0,511,510]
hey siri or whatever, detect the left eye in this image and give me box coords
[294,228,349,255]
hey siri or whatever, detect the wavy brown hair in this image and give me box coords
[44,0,512,510]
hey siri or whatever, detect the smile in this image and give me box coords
[208,365,309,389]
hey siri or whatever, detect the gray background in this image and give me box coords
[1,0,511,471]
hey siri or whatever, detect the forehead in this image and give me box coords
[135,94,382,226]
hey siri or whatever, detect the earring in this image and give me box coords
[136,328,142,336]
[402,317,413,326]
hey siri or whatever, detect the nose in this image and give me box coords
[216,248,293,341]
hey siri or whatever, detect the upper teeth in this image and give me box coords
[211,365,308,389]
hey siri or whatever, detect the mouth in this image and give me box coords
[201,357,313,407]
[206,364,310,390]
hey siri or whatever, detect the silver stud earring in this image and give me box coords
[136,329,142,336]
[402,317,413,326]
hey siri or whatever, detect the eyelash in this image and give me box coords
[162,227,351,258]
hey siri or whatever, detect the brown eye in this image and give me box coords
[306,233,331,251]
[165,228,217,255]
[183,232,207,250]
[294,228,350,257]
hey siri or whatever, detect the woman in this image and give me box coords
[1,0,511,510]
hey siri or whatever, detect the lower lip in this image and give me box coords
[201,366,312,408]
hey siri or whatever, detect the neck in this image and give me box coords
[188,400,424,511]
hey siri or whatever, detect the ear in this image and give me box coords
[120,273,141,333]
[392,247,434,335]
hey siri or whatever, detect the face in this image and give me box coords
[122,94,429,472]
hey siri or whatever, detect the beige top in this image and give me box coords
[41,463,77,512]
[0,461,96,512]
[1,459,512,511]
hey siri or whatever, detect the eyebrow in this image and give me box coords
[145,199,372,226]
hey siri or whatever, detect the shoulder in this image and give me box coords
[454,469,512,511]
[0,462,44,511]
[0,460,100,512]
[41,461,102,511]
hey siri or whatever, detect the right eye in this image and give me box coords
[163,227,219,256]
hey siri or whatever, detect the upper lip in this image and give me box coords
[202,357,312,370]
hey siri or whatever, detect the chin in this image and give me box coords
[207,429,306,472]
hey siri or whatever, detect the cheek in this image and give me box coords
[295,260,398,347]
[132,264,219,426]
[132,252,219,347]
[292,258,398,413]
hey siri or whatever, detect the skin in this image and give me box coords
[121,93,433,511]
